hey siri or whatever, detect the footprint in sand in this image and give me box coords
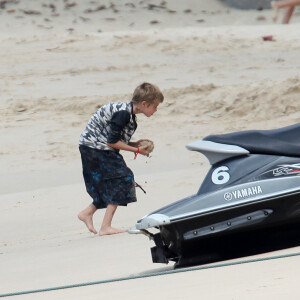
[125,3,135,8]
[65,2,77,9]
[22,9,41,15]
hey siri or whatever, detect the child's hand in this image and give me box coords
[139,144,150,157]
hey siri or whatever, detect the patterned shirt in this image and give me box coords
[79,102,137,151]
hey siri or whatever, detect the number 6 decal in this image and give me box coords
[212,166,230,185]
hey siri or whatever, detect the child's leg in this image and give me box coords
[99,204,127,236]
[78,203,98,234]
[271,1,281,22]
[282,5,295,23]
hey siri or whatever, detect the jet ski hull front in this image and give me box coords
[151,191,300,267]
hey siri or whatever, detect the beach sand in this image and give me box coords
[1,0,300,298]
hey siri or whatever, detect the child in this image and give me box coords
[78,82,164,236]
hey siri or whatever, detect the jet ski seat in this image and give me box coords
[204,123,300,158]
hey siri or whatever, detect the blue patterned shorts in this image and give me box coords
[79,145,137,209]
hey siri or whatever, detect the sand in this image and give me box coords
[1,0,300,299]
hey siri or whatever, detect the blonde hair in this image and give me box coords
[132,82,164,105]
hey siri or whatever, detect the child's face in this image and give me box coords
[141,101,160,117]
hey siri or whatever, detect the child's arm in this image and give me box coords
[107,141,150,156]
[107,111,150,156]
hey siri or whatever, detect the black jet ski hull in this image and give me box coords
[152,191,300,267]
[129,124,300,267]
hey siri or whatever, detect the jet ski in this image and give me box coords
[129,123,300,267]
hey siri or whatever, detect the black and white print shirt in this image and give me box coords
[79,102,137,151]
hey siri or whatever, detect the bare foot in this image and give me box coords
[99,226,127,236]
[78,212,97,234]
[271,1,279,22]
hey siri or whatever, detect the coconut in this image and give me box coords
[138,140,154,153]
